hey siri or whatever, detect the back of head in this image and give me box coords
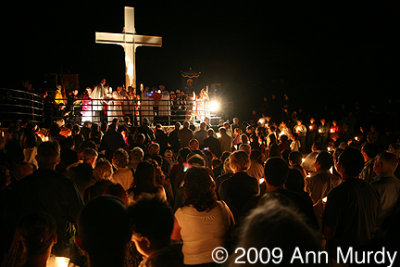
[93,158,113,180]
[177,147,192,163]
[239,143,251,155]
[229,150,250,173]
[361,142,379,159]
[78,196,129,255]
[184,166,217,211]
[315,151,333,170]
[376,151,398,174]
[36,141,60,169]
[187,154,206,167]
[130,147,144,162]
[128,195,173,246]
[338,147,365,178]
[285,168,305,193]
[232,199,321,266]
[134,160,156,190]
[264,157,289,187]
[15,212,56,257]
[219,127,227,135]
[183,120,190,128]
[82,148,98,163]
[207,128,215,137]
[112,148,129,169]
[200,122,207,130]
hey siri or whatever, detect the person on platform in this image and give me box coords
[111,85,127,122]
[54,84,66,106]
[90,78,109,123]
[158,85,171,118]
[141,86,154,125]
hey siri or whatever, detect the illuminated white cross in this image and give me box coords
[95,6,162,89]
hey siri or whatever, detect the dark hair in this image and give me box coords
[133,161,158,197]
[183,167,217,212]
[128,195,173,245]
[37,141,60,167]
[178,147,192,163]
[268,133,277,145]
[285,168,305,193]
[280,134,289,142]
[338,147,365,177]
[187,154,206,167]
[16,212,56,255]
[288,151,302,165]
[236,199,321,266]
[78,196,129,255]
[315,151,333,170]
[361,142,379,159]
[264,157,289,187]
[268,143,281,158]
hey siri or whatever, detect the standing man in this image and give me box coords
[90,78,109,123]
[323,147,379,257]
[111,85,127,122]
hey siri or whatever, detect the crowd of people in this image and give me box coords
[0,97,400,266]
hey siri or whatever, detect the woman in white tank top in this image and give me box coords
[171,166,235,266]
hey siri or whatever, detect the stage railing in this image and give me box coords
[0,88,44,125]
[53,97,226,125]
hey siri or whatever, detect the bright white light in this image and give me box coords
[209,100,220,112]
[259,178,265,184]
[322,196,328,203]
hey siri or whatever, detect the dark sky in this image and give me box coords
[1,0,398,115]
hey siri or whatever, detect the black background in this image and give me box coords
[1,0,398,119]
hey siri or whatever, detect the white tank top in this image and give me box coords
[175,201,233,265]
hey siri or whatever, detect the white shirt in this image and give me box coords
[175,201,233,265]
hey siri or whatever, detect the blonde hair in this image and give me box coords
[229,150,250,173]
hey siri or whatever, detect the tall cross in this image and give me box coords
[95,6,162,89]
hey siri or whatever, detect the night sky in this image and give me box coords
[1,0,398,118]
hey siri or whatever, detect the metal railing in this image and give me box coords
[0,89,231,127]
[53,98,225,125]
[0,88,44,125]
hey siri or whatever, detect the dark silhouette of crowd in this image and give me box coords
[0,98,400,267]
